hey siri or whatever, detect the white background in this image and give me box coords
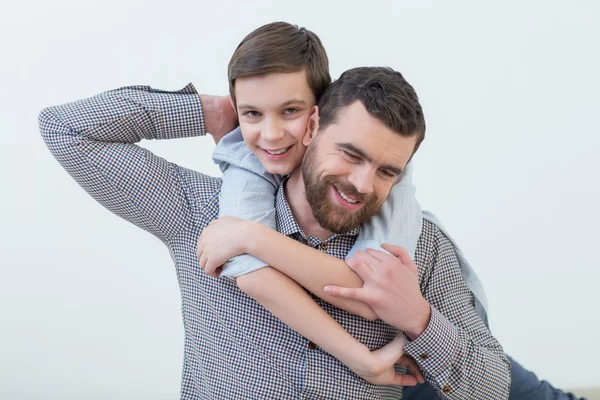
[1,0,598,398]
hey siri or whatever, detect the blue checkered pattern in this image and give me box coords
[39,84,511,399]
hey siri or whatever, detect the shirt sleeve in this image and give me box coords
[39,83,208,243]
[218,165,278,278]
[403,222,511,399]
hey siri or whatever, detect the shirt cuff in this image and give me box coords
[219,254,269,279]
[404,305,460,381]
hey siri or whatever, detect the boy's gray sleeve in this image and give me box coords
[212,128,281,278]
[348,162,423,259]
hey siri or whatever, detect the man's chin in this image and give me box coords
[316,209,361,234]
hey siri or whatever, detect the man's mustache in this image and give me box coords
[327,178,376,204]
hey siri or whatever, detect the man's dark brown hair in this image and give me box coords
[228,22,331,105]
[318,67,426,154]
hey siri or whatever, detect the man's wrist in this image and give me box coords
[198,94,237,144]
[404,301,432,341]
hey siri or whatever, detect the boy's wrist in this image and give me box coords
[242,221,264,255]
[346,344,382,378]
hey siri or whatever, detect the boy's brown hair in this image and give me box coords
[228,22,331,105]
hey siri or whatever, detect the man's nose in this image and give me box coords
[347,166,375,194]
[261,118,285,142]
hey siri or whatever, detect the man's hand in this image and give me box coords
[199,94,238,144]
[324,244,431,340]
[196,216,250,277]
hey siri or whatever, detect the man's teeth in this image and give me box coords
[265,146,290,155]
[336,187,358,203]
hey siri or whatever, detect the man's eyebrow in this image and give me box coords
[237,99,308,110]
[336,142,404,175]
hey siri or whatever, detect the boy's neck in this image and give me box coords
[285,169,334,241]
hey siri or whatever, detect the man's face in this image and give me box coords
[301,101,417,233]
[234,70,317,175]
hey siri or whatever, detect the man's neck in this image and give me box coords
[285,170,334,241]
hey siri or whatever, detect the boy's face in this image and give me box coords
[234,70,317,175]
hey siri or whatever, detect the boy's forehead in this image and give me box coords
[235,70,315,106]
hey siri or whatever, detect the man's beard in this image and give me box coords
[301,145,382,233]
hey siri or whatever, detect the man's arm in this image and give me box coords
[39,84,215,242]
[324,222,511,399]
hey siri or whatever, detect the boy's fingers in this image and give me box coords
[391,373,418,387]
[397,355,425,384]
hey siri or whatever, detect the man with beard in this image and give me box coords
[39,65,511,399]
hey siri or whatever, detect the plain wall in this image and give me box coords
[1,0,598,398]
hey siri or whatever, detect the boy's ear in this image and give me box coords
[229,96,238,116]
[303,105,320,147]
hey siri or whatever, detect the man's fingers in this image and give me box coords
[345,256,375,281]
[364,248,388,262]
[381,243,418,276]
[381,243,404,258]
[323,285,365,302]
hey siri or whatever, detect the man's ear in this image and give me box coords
[229,96,238,116]
[303,105,320,147]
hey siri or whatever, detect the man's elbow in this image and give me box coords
[38,107,71,151]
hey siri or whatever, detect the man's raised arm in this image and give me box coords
[39,84,221,242]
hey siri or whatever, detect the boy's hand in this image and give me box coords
[352,334,425,386]
[199,94,238,144]
[197,216,250,277]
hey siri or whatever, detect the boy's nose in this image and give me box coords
[261,119,285,142]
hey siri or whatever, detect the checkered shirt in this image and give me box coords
[39,84,511,399]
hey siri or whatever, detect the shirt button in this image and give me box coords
[307,341,317,350]
[319,242,328,250]
[420,353,429,360]
[442,385,451,394]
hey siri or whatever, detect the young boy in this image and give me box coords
[199,22,424,385]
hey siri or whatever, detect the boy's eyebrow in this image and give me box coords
[336,142,404,175]
[237,99,308,110]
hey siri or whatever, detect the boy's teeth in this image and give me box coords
[336,187,358,203]
[265,147,290,155]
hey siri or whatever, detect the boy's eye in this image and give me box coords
[283,108,299,115]
[243,110,261,118]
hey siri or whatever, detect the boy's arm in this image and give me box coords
[235,267,424,387]
[212,129,281,278]
[39,84,221,242]
[198,218,376,319]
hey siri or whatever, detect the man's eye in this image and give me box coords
[379,169,396,179]
[283,108,299,115]
[244,111,261,117]
[342,151,360,161]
